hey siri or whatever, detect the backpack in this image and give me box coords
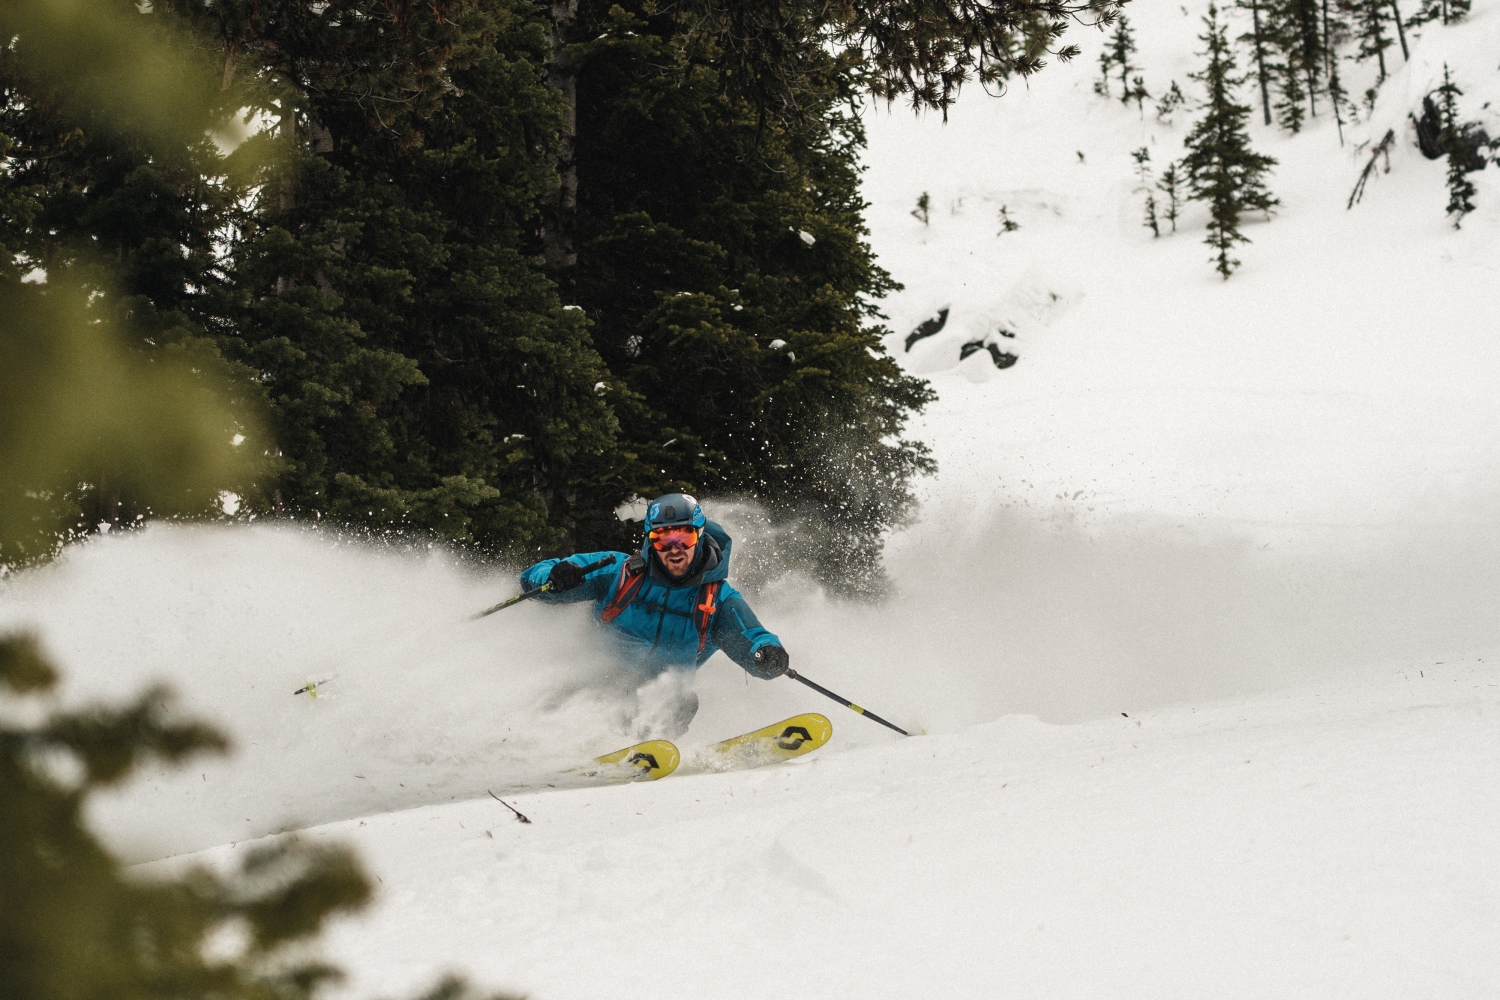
[599,555,722,655]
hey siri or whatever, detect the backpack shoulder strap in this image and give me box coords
[599,555,648,624]
[694,581,723,654]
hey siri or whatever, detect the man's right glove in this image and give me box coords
[748,644,789,680]
[546,560,586,592]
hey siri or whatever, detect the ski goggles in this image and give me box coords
[648,525,700,552]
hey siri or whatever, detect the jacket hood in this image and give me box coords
[644,518,731,586]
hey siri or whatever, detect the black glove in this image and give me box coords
[749,644,789,680]
[546,560,586,592]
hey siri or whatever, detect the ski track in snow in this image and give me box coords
[4,0,1500,995]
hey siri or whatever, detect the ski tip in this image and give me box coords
[692,713,833,773]
[593,739,680,780]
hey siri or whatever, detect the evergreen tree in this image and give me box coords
[1434,66,1478,227]
[1110,16,1141,105]
[1407,0,1467,27]
[7,0,1123,584]
[0,13,509,999]
[1345,0,1394,83]
[164,0,627,557]
[913,192,933,224]
[1389,0,1410,61]
[1235,0,1277,125]
[1156,80,1187,123]
[1097,46,1117,98]
[1323,0,1353,144]
[566,4,935,592]
[1130,75,1152,117]
[1265,0,1328,125]
[1132,147,1160,237]
[1158,162,1185,232]
[1,636,373,1000]
[1292,0,1326,117]
[678,0,1120,123]
[0,0,264,553]
[1272,40,1309,132]
[1182,4,1278,278]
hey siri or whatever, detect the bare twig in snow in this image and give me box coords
[488,789,532,824]
[1348,129,1396,209]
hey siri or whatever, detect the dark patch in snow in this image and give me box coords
[960,340,1019,369]
[904,307,949,352]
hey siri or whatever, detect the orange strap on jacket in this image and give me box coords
[599,558,647,624]
[598,558,722,656]
[694,581,722,654]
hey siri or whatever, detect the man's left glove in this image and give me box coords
[748,644,789,680]
[546,560,586,592]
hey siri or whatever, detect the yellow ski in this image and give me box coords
[692,714,832,773]
[587,739,680,781]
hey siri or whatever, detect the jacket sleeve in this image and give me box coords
[709,583,781,671]
[519,551,624,604]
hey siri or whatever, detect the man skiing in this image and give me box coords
[518,493,789,734]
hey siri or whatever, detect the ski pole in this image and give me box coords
[784,668,909,736]
[470,555,617,621]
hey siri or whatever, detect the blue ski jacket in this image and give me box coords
[519,520,780,677]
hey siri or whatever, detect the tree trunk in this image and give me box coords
[1389,0,1409,61]
[1323,0,1345,145]
[1250,0,1273,125]
[542,0,580,273]
[1299,0,1319,118]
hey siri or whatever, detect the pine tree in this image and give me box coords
[567,4,934,592]
[1156,80,1187,123]
[1,637,377,1000]
[1346,0,1394,84]
[1272,40,1309,132]
[1132,147,1160,236]
[681,0,1119,123]
[1261,0,1327,128]
[1235,0,1277,125]
[1130,75,1152,117]
[1110,16,1141,105]
[0,12,510,997]
[1158,162,1185,232]
[1285,0,1326,117]
[1097,47,1116,98]
[1389,0,1410,60]
[0,0,262,549]
[1434,66,1477,226]
[1182,4,1278,278]
[170,0,628,557]
[913,192,932,224]
[1323,0,1352,143]
[1408,0,1468,27]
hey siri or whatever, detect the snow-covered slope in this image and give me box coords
[4,1,1500,996]
[193,656,1499,1000]
[865,0,1500,542]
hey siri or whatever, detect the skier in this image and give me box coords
[518,493,789,735]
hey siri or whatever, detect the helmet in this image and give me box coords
[644,493,705,532]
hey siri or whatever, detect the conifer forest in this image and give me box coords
[2,0,1115,590]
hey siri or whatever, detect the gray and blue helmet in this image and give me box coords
[644,493,706,532]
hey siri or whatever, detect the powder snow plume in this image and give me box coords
[5,489,1500,861]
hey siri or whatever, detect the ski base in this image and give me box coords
[691,713,832,773]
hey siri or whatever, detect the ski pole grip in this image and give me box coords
[577,555,618,575]
[471,555,618,621]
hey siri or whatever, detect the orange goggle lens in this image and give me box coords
[648,526,699,551]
